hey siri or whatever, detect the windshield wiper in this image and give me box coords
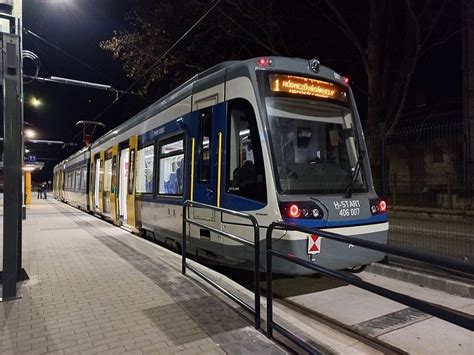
[343,150,365,198]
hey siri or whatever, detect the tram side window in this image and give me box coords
[75,169,81,191]
[64,172,69,190]
[81,168,87,191]
[104,158,112,192]
[136,145,155,193]
[226,99,267,203]
[67,171,73,191]
[158,136,184,196]
[71,171,75,191]
[199,108,212,182]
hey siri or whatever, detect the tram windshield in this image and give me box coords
[266,96,367,195]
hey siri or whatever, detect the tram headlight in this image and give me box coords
[288,204,301,218]
[279,201,323,220]
[370,198,388,215]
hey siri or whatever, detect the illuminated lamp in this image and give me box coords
[257,58,273,67]
[378,200,387,213]
[288,204,301,218]
[343,76,350,84]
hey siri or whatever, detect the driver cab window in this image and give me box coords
[226,99,266,203]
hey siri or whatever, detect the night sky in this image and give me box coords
[22,0,462,183]
[24,0,139,182]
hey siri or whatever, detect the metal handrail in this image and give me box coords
[182,200,261,329]
[265,221,474,353]
[269,222,472,274]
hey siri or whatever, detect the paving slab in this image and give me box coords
[0,198,284,354]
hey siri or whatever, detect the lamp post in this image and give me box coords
[0,0,27,301]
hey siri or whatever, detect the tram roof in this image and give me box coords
[54,145,89,169]
[87,57,343,149]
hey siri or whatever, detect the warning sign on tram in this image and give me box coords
[307,234,321,254]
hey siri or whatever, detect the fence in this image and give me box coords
[366,110,473,273]
[182,200,261,329]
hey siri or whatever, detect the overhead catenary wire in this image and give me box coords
[53,0,221,158]
[24,27,112,82]
[88,0,222,125]
[24,75,138,98]
[22,50,41,84]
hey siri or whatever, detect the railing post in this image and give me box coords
[253,219,260,330]
[182,202,187,275]
[266,224,273,338]
[181,200,264,329]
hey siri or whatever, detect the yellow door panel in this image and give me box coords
[127,136,138,230]
[110,144,119,225]
[89,159,94,209]
[98,150,104,213]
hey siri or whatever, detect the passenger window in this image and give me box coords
[136,145,155,193]
[111,156,117,192]
[68,172,73,191]
[104,158,113,192]
[199,108,212,182]
[128,149,135,194]
[99,159,104,192]
[81,168,87,191]
[90,162,95,192]
[227,99,267,203]
[75,169,81,191]
[158,136,184,195]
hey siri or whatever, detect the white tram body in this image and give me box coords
[53,57,388,274]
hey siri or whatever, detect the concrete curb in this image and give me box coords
[366,263,474,298]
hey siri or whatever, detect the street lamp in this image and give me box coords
[24,128,36,138]
[29,96,42,108]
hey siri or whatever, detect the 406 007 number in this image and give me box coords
[339,208,360,217]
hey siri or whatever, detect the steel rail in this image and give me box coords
[265,221,474,353]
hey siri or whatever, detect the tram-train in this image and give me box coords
[53,57,388,274]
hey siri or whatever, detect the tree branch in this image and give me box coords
[318,0,369,73]
[216,6,281,55]
[421,27,462,55]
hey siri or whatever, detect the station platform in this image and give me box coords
[1,197,473,354]
[0,198,284,354]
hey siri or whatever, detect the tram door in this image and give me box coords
[126,135,138,229]
[118,147,129,225]
[191,91,226,254]
[94,156,101,210]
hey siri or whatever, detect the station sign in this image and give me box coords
[269,74,348,103]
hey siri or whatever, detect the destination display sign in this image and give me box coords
[269,74,348,103]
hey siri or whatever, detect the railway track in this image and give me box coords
[273,295,408,355]
[211,265,408,354]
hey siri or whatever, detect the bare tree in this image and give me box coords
[315,0,460,137]
[100,0,289,95]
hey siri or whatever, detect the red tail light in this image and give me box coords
[279,201,323,219]
[257,58,273,67]
[370,198,388,215]
[288,204,301,218]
